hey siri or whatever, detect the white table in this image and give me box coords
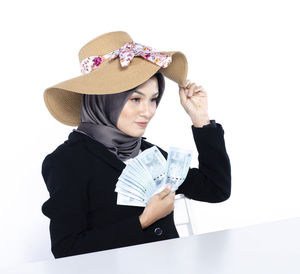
[4,217,300,274]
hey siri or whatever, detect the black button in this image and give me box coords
[154,227,163,236]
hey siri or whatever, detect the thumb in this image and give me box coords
[179,86,187,103]
[158,184,172,199]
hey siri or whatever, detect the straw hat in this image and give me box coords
[44,31,188,126]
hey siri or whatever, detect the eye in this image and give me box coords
[151,97,159,102]
[131,98,140,102]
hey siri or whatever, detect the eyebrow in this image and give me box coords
[132,90,159,97]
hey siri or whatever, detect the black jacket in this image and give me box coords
[41,123,231,258]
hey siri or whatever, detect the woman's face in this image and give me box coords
[117,76,159,137]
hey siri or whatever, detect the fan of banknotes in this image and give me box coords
[115,146,192,207]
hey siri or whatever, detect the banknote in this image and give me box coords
[117,192,146,207]
[115,145,192,207]
[115,185,145,201]
[121,164,155,200]
[116,146,165,202]
[136,146,167,190]
[162,147,192,191]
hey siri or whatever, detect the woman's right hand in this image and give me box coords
[139,184,175,229]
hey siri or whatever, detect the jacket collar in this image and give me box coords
[67,131,154,172]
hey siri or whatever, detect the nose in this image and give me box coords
[139,101,154,119]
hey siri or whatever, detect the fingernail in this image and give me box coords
[167,184,172,190]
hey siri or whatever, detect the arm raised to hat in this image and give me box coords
[172,80,231,201]
[175,122,231,202]
[178,80,211,127]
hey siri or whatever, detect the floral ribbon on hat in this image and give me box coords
[80,42,172,74]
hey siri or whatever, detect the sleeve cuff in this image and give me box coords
[192,119,217,129]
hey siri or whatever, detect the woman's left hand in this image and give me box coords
[178,80,210,127]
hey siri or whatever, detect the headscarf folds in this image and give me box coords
[75,71,165,161]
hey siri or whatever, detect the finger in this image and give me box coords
[196,88,208,96]
[195,85,205,92]
[178,87,187,103]
[167,193,176,204]
[168,192,176,199]
[178,79,190,88]
[184,80,191,88]
[193,86,202,94]
[193,87,207,97]
[158,185,172,199]
[179,85,188,96]
[183,80,191,88]
[185,87,189,97]
[188,83,198,97]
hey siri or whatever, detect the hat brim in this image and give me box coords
[44,51,188,126]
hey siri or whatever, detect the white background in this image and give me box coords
[0,0,299,269]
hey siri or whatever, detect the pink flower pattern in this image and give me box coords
[80,42,172,74]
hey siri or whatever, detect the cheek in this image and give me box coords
[119,105,134,124]
[151,104,157,115]
[124,108,135,119]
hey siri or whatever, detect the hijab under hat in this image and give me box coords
[74,71,165,161]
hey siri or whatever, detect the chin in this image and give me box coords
[128,129,145,138]
[119,125,146,137]
[131,132,144,138]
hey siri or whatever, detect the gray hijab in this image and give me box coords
[74,71,165,161]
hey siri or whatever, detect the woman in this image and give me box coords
[42,31,231,259]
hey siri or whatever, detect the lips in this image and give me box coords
[136,122,148,128]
